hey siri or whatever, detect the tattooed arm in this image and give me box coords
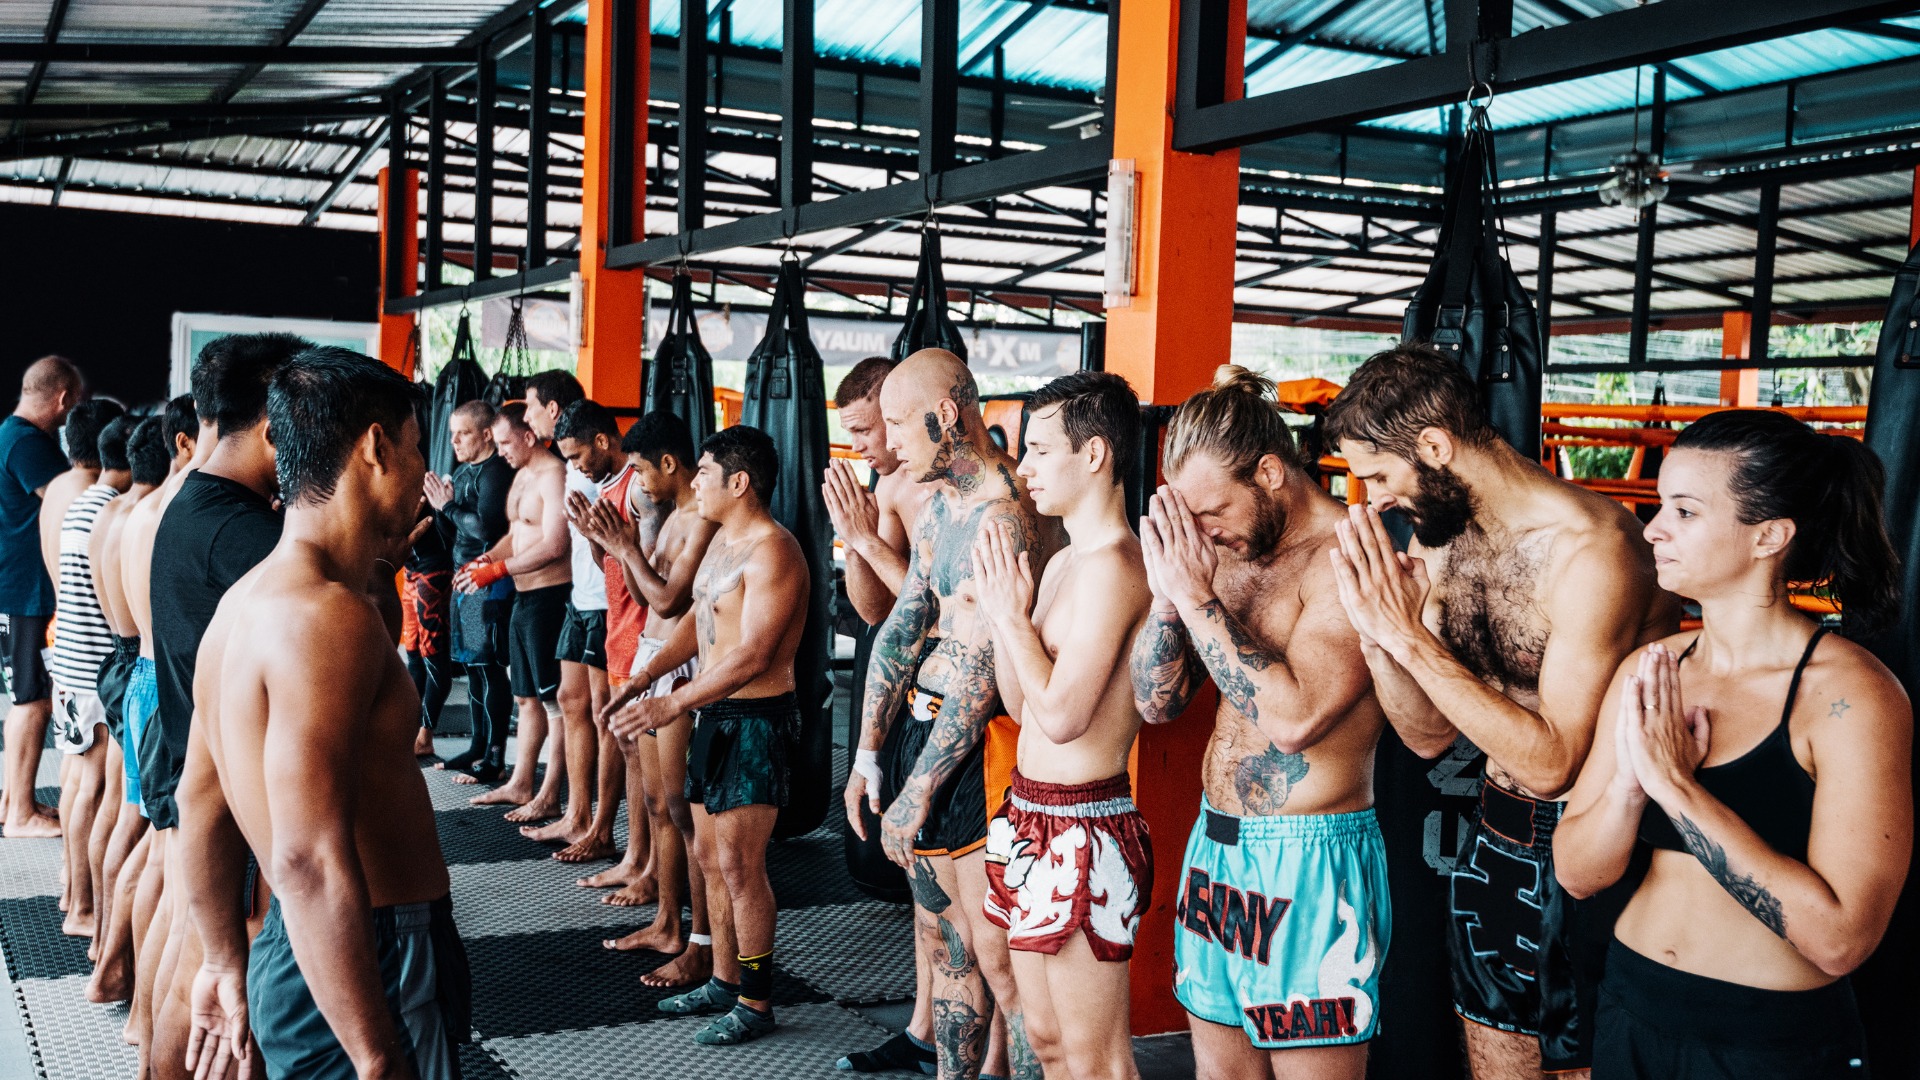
[1129,608,1205,725]
[855,503,942,755]
[1631,641,1912,974]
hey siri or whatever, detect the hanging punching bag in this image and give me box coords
[741,258,836,842]
[431,308,488,478]
[891,226,969,361]
[483,296,531,407]
[1401,102,1544,459]
[1854,239,1920,1080]
[647,271,719,447]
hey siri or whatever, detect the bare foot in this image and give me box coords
[86,959,131,1004]
[603,921,682,953]
[61,913,95,938]
[3,815,62,839]
[450,772,480,786]
[502,795,560,823]
[576,862,645,889]
[601,879,658,907]
[470,780,531,807]
[640,943,713,988]
[554,836,617,863]
[516,814,578,840]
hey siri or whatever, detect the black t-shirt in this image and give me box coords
[440,453,514,567]
[406,504,454,574]
[151,471,283,790]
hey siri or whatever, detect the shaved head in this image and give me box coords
[21,355,82,400]
[879,348,985,485]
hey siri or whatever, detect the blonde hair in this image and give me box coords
[1161,365,1297,480]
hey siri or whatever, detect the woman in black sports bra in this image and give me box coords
[1554,410,1910,1080]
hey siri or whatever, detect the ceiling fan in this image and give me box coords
[1036,93,1105,138]
[1597,69,1716,210]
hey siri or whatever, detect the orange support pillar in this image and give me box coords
[1102,0,1244,406]
[576,0,650,412]
[1720,310,1759,407]
[1100,0,1245,1039]
[377,166,419,375]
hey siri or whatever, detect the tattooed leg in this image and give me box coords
[953,851,1042,1080]
[924,855,990,1079]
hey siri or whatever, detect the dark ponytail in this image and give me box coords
[1673,410,1901,637]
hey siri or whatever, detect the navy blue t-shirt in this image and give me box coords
[0,415,69,615]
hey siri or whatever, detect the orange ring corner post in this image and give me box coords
[1102,0,1244,1037]
[1719,310,1759,407]
[377,165,420,375]
[575,0,651,414]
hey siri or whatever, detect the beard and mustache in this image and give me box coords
[1402,461,1476,548]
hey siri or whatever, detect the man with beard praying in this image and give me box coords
[1323,342,1676,1080]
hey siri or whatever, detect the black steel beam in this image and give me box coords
[680,0,710,232]
[9,0,72,141]
[527,6,552,267]
[780,0,814,207]
[474,42,497,280]
[1665,196,1905,272]
[0,117,367,163]
[1175,0,1914,153]
[920,0,959,176]
[1750,182,1781,362]
[0,100,386,121]
[426,76,447,291]
[608,134,1110,266]
[212,0,338,105]
[0,42,470,65]
[1537,207,1556,348]
[386,259,582,314]
[303,118,388,227]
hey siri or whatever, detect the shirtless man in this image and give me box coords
[971,372,1153,1080]
[844,348,1049,1080]
[117,392,215,1050]
[456,402,571,819]
[824,356,943,1077]
[84,409,181,1003]
[1,355,83,840]
[606,424,808,1046]
[1323,343,1674,1080]
[49,413,131,939]
[180,346,469,1080]
[582,411,720,984]
[1126,366,1389,1080]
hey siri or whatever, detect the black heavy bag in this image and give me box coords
[741,259,836,841]
[430,308,488,479]
[482,296,532,407]
[891,226,969,361]
[647,271,719,447]
[1855,239,1920,1080]
[1401,102,1544,459]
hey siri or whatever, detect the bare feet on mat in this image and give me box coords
[640,943,712,988]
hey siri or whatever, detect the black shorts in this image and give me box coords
[95,636,140,746]
[1595,939,1868,1079]
[555,604,607,670]
[685,693,796,814]
[881,681,989,858]
[508,583,568,700]
[1447,783,1598,1072]
[0,613,51,706]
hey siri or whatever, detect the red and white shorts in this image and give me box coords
[982,769,1153,962]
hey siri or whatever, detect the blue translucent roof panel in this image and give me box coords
[1245,44,1399,97]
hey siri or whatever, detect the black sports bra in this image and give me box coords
[1637,628,1824,863]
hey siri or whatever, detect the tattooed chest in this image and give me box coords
[692,539,753,645]
[1436,533,1550,697]
[928,500,990,597]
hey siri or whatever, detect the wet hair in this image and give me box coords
[622,410,696,470]
[1162,365,1297,481]
[1025,371,1139,484]
[452,399,496,428]
[1322,341,1497,461]
[162,394,198,450]
[267,347,421,507]
[61,400,125,467]
[126,418,170,486]
[700,425,778,502]
[192,332,313,438]
[493,401,532,434]
[835,356,896,409]
[1672,410,1900,637]
[554,399,620,445]
[96,415,134,472]
[524,370,584,412]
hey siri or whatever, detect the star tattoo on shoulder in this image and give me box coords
[1829,698,1851,719]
